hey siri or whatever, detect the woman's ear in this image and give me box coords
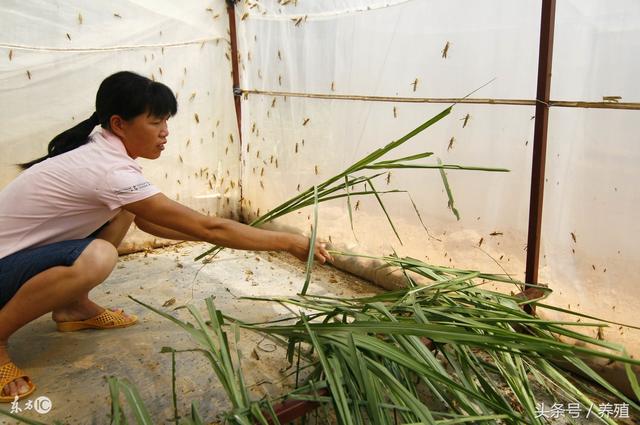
[109,115,126,138]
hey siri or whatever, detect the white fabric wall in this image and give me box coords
[0,0,241,250]
[237,0,540,281]
[236,0,640,356]
[540,1,640,355]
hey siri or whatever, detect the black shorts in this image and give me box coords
[0,238,95,308]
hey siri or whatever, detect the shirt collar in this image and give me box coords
[97,127,129,156]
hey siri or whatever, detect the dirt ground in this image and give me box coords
[0,242,379,424]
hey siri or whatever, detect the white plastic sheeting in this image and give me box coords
[552,0,640,103]
[235,0,640,356]
[0,0,241,250]
[237,0,539,280]
[539,0,640,355]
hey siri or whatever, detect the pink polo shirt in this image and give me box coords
[0,128,160,260]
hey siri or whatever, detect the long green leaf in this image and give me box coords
[189,401,204,425]
[371,151,434,165]
[171,350,178,425]
[344,175,357,239]
[624,361,640,401]
[365,163,509,172]
[108,377,124,425]
[437,158,460,220]
[300,185,319,295]
[364,177,402,244]
[113,377,154,425]
[302,315,355,425]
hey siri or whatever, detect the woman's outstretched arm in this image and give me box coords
[123,193,331,263]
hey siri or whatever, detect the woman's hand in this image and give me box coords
[286,234,333,264]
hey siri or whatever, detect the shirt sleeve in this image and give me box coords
[99,165,161,210]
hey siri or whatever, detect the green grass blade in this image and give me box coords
[301,189,407,206]
[437,158,460,220]
[108,376,124,425]
[260,397,281,425]
[189,401,204,425]
[535,302,640,330]
[348,334,388,424]
[364,177,402,245]
[433,415,510,424]
[302,315,354,425]
[372,151,434,165]
[344,175,357,239]
[129,296,208,347]
[171,350,179,425]
[116,378,154,425]
[233,322,251,408]
[562,356,640,410]
[194,245,224,262]
[249,403,271,425]
[365,163,509,172]
[202,299,243,408]
[532,358,620,425]
[300,185,319,295]
[624,361,640,401]
[365,359,437,424]
[308,378,333,422]
[406,193,441,241]
[489,351,542,424]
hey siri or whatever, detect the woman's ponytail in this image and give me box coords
[19,71,177,170]
[19,112,100,169]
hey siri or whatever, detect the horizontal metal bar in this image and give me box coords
[242,89,640,110]
[548,100,640,110]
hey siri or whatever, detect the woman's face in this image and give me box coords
[112,112,170,159]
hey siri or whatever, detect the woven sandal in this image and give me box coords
[56,308,138,332]
[0,362,36,403]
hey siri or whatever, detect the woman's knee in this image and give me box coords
[72,239,118,283]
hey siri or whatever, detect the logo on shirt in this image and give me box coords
[115,181,152,194]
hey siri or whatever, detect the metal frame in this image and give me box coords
[240,89,640,111]
[227,0,244,209]
[526,0,557,285]
[227,0,241,137]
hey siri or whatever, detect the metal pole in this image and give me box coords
[226,1,242,138]
[226,0,243,216]
[526,0,556,286]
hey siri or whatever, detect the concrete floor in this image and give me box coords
[1,242,379,424]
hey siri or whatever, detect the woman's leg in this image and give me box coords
[51,211,135,320]
[0,239,118,398]
[1,211,136,398]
